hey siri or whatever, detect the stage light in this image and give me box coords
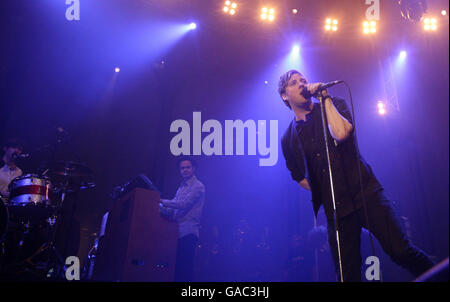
[223,1,237,15]
[261,7,275,22]
[282,41,304,71]
[325,18,338,32]
[442,10,447,16]
[377,101,386,115]
[395,50,408,70]
[325,18,331,31]
[363,20,377,34]
[115,67,120,73]
[188,22,197,30]
[423,17,437,31]
[264,80,269,84]
[370,21,376,33]
[399,0,427,22]
[261,8,267,20]
[363,21,369,34]
[399,50,407,59]
[292,9,298,14]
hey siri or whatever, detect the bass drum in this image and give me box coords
[0,197,9,243]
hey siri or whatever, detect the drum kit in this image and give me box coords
[0,160,94,280]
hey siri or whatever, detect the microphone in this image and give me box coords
[12,153,30,159]
[301,80,343,99]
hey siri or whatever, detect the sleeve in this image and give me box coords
[161,182,205,210]
[159,202,175,219]
[281,132,305,183]
[332,97,353,125]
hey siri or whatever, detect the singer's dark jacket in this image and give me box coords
[281,97,383,220]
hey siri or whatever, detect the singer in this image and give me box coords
[278,70,433,281]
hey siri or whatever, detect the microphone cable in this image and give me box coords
[341,80,383,282]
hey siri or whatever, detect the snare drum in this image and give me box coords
[8,174,52,206]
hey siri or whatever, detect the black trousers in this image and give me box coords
[327,190,434,282]
[174,234,198,282]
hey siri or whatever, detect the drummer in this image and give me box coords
[0,138,25,199]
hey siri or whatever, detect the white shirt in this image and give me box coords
[0,164,22,198]
[160,175,205,239]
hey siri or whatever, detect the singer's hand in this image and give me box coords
[306,83,329,98]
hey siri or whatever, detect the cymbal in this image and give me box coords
[49,161,92,177]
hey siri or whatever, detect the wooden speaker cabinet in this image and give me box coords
[93,188,178,281]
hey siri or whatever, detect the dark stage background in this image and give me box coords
[0,0,448,281]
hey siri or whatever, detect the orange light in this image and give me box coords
[223,1,237,15]
[363,20,376,34]
[423,18,438,31]
[261,7,275,21]
[325,18,338,32]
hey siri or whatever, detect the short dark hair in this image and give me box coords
[176,156,197,169]
[278,69,303,110]
[3,138,25,151]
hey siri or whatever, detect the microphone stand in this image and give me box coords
[317,93,344,282]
